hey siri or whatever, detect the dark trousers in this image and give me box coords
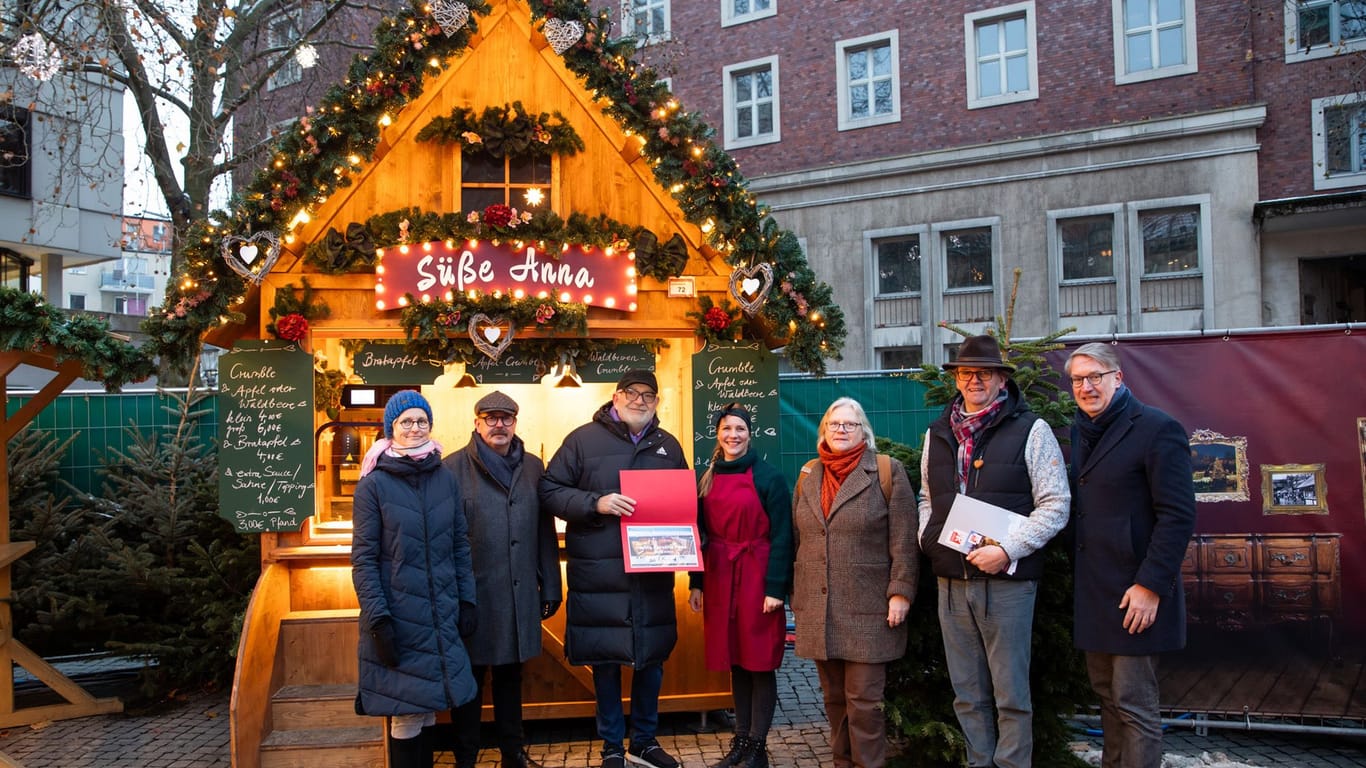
[815,658,887,768]
[453,662,527,763]
[731,667,778,741]
[592,662,664,753]
[1086,652,1163,768]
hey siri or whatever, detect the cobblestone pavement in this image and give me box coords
[1,651,1362,766]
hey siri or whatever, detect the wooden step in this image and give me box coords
[272,684,372,731]
[278,610,361,688]
[260,725,383,768]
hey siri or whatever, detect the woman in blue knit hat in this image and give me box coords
[352,389,478,768]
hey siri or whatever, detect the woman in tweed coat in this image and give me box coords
[791,397,919,768]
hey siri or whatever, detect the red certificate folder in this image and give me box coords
[618,468,704,573]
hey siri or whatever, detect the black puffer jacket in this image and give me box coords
[538,403,686,667]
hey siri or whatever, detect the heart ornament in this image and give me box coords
[469,313,514,360]
[728,262,775,316]
[431,0,470,37]
[543,18,585,55]
[221,231,281,284]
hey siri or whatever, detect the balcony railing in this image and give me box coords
[1060,280,1118,317]
[873,294,921,327]
[100,270,156,292]
[1140,274,1202,312]
[943,289,994,324]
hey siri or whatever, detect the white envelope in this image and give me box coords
[937,493,1022,575]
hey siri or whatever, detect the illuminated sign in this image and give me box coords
[374,239,637,311]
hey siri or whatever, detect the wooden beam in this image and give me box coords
[1,357,81,443]
[0,638,123,728]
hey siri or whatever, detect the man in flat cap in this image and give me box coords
[539,370,687,768]
[917,335,1070,768]
[445,391,561,768]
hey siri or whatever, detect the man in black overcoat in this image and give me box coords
[1066,343,1197,768]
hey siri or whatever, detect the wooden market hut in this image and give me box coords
[190,2,845,766]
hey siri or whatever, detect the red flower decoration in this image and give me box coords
[704,306,732,333]
[535,303,556,324]
[275,313,310,341]
[482,204,515,228]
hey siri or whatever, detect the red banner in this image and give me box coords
[373,239,637,311]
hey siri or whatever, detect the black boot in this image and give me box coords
[388,731,434,768]
[709,734,752,768]
[738,737,768,768]
[501,747,543,767]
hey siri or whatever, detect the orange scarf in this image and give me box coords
[817,440,867,518]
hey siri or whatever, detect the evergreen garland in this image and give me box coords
[415,101,585,156]
[0,286,156,391]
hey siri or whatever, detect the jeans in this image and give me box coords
[453,662,527,761]
[938,577,1037,768]
[592,663,664,753]
[1086,652,1163,768]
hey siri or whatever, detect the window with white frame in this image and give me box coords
[267,15,303,90]
[722,0,775,27]
[1131,198,1207,317]
[965,2,1038,108]
[267,13,303,90]
[837,31,900,130]
[1112,0,1198,84]
[1311,92,1366,190]
[723,56,780,149]
[624,0,670,43]
[1287,1,1366,61]
[68,293,86,311]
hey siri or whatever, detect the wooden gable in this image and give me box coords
[267,0,719,341]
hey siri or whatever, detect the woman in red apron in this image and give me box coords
[689,404,794,768]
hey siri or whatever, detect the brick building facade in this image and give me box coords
[621,0,1365,368]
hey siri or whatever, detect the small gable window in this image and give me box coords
[460,151,552,213]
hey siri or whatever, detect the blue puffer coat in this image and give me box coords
[352,449,477,715]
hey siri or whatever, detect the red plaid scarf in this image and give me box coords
[948,393,1006,491]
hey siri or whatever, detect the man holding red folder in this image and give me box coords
[539,369,687,768]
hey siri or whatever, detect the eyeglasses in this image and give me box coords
[397,418,430,430]
[953,369,998,383]
[618,388,658,404]
[826,421,861,433]
[1070,370,1118,389]
[479,414,515,427]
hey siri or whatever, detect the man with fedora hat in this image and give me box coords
[539,369,687,768]
[444,391,561,768]
[917,335,1070,768]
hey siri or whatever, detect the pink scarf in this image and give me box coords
[359,438,444,478]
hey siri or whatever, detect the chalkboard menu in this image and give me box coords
[580,344,656,383]
[467,352,545,384]
[690,341,779,470]
[352,342,443,385]
[218,340,316,533]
